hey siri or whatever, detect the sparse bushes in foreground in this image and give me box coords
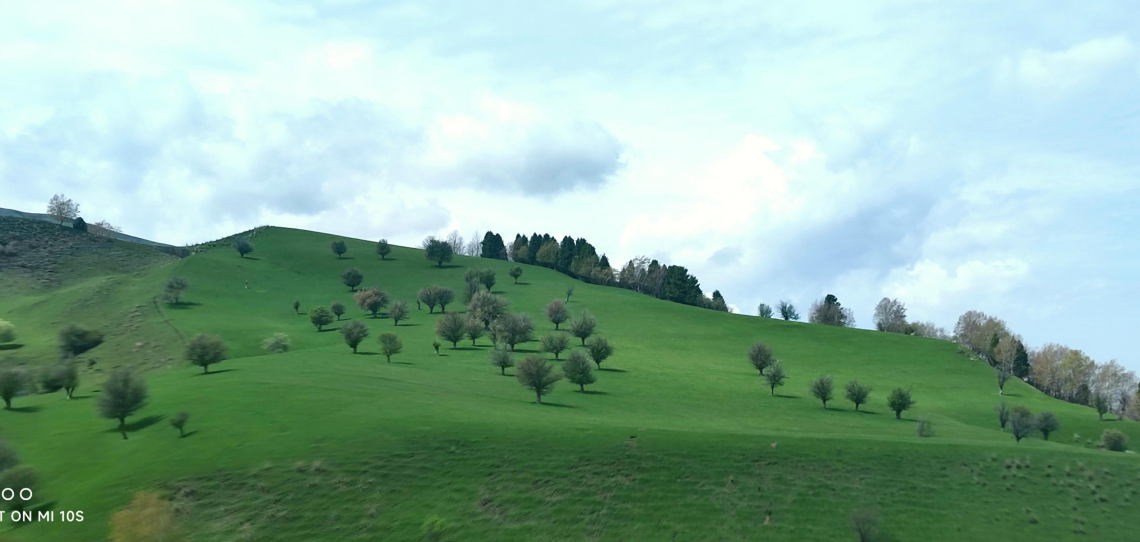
[98,369,148,439]
[263,332,291,354]
[185,334,226,373]
[563,350,596,392]
[0,465,38,512]
[340,320,370,353]
[886,388,915,420]
[516,355,561,404]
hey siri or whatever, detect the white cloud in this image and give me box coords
[998,36,1137,95]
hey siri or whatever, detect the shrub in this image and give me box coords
[262,332,291,354]
[0,466,38,512]
[341,267,363,291]
[421,515,449,542]
[1036,411,1060,441]
[0,319,14,344]
[844,380,872,411]
[376,239,391,260]
[163,276,190,305]
[293,299,301,314]
[98,369,148,439]
[540,332,571,360]
[390,300,410,326]
[1100,430,1128,452]
[809,375,834,408]
[330,302,346,320]
[110,491,182,542]
[60,362,79,399]
[1010,409,1036,443]
[585,336,615,369]
[509,266,523,284]
[886,388,915,419]
[546,299,570,330]
[465,317,486,346]
[340,320,370,353]
[490,348,515,375]
[435,312,467,348]
[354,288,389,318]
[38,365,65,393]
[565,286,575,302]
[998,402,1011,431]
[478,268,496,292]
[59,324,104,358]
[850,508,881,542]
[72,216,87,231]
[0,367,27,409]
[330,240,348,259]
[432,339,442,355]
[377,333,403,362]
[569,310,598,346]
[170,411,190,437]
[233,237,254,258]
[0,440,19,472]
[748,342,774,375]
[764,361,787,395]
[563,350,596,392]
[185,334,227,373]
[516,355,561,404]
[916,416,935,437]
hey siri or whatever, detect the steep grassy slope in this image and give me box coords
[0,227,1137,541]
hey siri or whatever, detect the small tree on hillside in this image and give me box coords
[377,333,403,362]
[309,306,335,331]
[886,388,915,419]
[479,268,496,292]
[330,301,346,320]
[418,288,438,313]
[490,348,515,375]
[563,350,596,392]
[389,300,410,326]
[293,299,301,314]
[59,324,104,359]
[376,239,392,260]
[47,193,80,225]
[844,380,872,411]
[584,336,614,369]
[468,291,510,329]
[1010,408,1036,443]
[186,334,227,374]
[341,267,363,291]
[757,304,773,318]
[435,286,455,312]
[748,342,775,375]
[540,332,570,360]
[340,320,370,353]
[0,319,15,345]
[546,299,570,330]
[0,368,26,409]
[809,375,834,408]
[1094,394,1109,420]
[493,313,535,352]
[995,362,1013,395]
[777,300,799,321]
[425,239,454,267]
[331,240,348,259]
[98,369,148,439]
[461,280,481,304]
[565,286,575,302]
[1036,411,1060,441]
[170,411,190,437]
[516,355,561,404]
[465,317,486,346]
[436,312,467,348]
[432,339,442,355]
[163,277,190,305]
[569,310,597,346]
[263,332,291,354]
[997,402,1011,431]
[509,267,523,284]
[72,217,87,231]
[354,288,390,318]
[60,362,80,399]
[1100,430,1128,452]
[764,361,787,395]
[233,237,254,258]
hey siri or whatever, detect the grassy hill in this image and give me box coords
[1,226,1138,541]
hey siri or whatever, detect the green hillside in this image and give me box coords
[1,226,1138,541]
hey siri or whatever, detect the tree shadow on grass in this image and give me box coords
[336,256,355,260]
[851,409,880,415]
[512,348,540,354]
[193,369,238,376]
[0,344,23,351]
[396,323,422,327]
[599,367,626,373]
[6,406,42,413]
[452,346,478,351]
[239,256,261,261]
[103,414,165,435]
[166,301,203,310]
[318,327,340,332]
[180,430,199,438]
[773,394,799,399]
[68,395,93,400]
[433,264,462,270]
[538,402,575,408]
[357,352,379,356]
[580,390,609,395]
[388,361,414,365]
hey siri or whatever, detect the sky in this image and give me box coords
[1,0,1138,370]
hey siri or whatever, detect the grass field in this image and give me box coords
[1,226,1138,541]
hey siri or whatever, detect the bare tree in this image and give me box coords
[47,194,80,225]
[445,230,465,256]
[465,231,482,257]
[873,297,908,333]
[996,361,1013,395]
[89,219,123,237]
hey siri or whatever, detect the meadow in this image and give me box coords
[0,226,1137,541]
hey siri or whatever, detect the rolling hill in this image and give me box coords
[0,223,1137,541]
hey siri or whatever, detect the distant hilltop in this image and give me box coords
[0,207,171,247]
